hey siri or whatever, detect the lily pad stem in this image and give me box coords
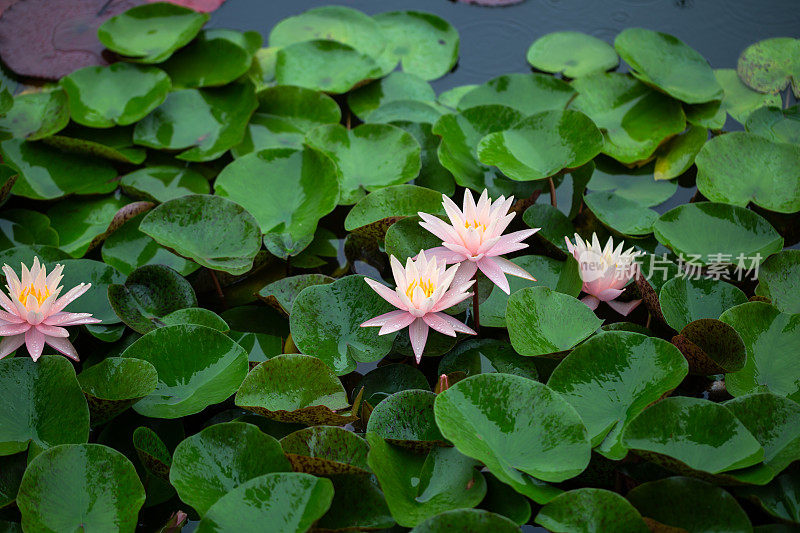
[472,284,481,334]
[548,176,557,208]
[208,269,226,308]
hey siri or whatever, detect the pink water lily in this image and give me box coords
[565,233,644,316]
[0,258,101,361]
[360,251,476,363]
[418,189,539,294]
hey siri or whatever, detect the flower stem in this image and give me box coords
[548,176,557,209]
[472,284,481,334]
[208,269,226,308]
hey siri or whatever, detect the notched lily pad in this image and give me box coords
[671,319,747,375]
[527,32,618,78]
[257,274,334,315]
[659,275,748,331]
[367,389,448,451]
[77,357,158,426]
[280,426,370,475]
[458,73,575,115]
[737,37,800,95]
[275,40,382,94]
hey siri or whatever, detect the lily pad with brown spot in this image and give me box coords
[671,319,747,375]
[77,357,158,426]
[132,426,171,481]
[280,426,370,475]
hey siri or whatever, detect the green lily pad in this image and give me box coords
[548,331,688,460]
[0,245,70,269]
[0,90,68,140]
[653,202,783,266]
[290,275,397,375]
[133,82,257,162]
[696,132,800,213]
[522,204,574,256]
[215,147,339,256]
[755,250,800,314]
[393,120,455,195]
[140,194,262,275]
[170,421,292,516]
[161,29,261,89]
[0,356,89,456]
[685,100,727,130]
[367,390,447,451]
[0,453,26,508]
[622,396,764,474]
[434,373,589,499]
[715,68,783,124]
[77,357,158,426]
[305,123,421,205]
[280,426,370,474]
[659,276,748,331]
[102,214,200,277]
[119,166,210,203]
[345,184,443,232]
[654,125,708,180]
[197,472,333,533]
[737,37,800,95]
[457,73,575,115]
[438,85,477,109]
[17,444,144,533]
[1,139,116,200]
[527,32,618,78]
[234,354,357,425]
[374,11,459,81]
[438,339,539,381]
[535,488,649,533]
[42,124,146,165]
[132,426,171,481]
[587,161,676,208]
[506,286,603,357]
[746,105,800,145]
[257,274,335,315]
[479,472,532,525]
[275,40,382,94]
[366,433,487,527]
[356,364,430,407]
[160,308,228,332]
[384,215,441,262]
[614,28,722,104]
[672,318,747,375]
[60,63,170,127]
[584,191,658,236]
[348,72,436,120]
[737,469,800,525]
[98,2,209,63]
[720,302,800,402]
[122,324,249,418]
[477,109,603,181]
[314,474,394,531]
[51,259,124,324]
[571,73,687,164]
[412,509,519,533]
[480,255,582,328]
[232,114,306,155]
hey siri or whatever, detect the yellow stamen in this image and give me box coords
[405,279,436,300]
[464,219,486,231]
[19,284,50,307]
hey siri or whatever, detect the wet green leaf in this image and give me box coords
[458,73,575,115]
[275,40,382,94]
[0,90,68,140]
[348,72,436,121]
[659,276,748,331]
[746,105,800,145]
[672,318,747,375]
[527,31,617,78]
[755,250,800,314]
[367,389,447,450]
[584,191,658,236]
[160,307,228,332]
[280,426,370,474]
[654,125,708,181]
[412,509,519,532]
[120,166,209,203]
[315,474,394,531]
[536,488,649,533]
[438,339,539,381]
[737,37,800,95]
[78,357,157,426]
[356,363,430,407]
[715,69,782,124]
[588,159,677,206]
[345,184,443,231]
[478,472,531,525]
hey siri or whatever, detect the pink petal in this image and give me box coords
[43,313,100,327]
[408,318,429,364]
[0,334,25,359]
[442,194,465,227]
[418,212,461,244]
[0,291,20,317]
[44,336,79,361]
[35,324,69,338]
[0,309,23,323]
[607,299,642,317]
[596,288,625,302]
[493,256,535,281]
[50,283,92,314]
[422,313,457,337]
[486,229,539,257]
[361,310,410,328]
[477,257,510,295]
[451,260,478,289]
[420,246,466,264]
[0,322,31,336]
[378,312,416,335]
[364,277,403,309]
[25,327,45,361]
[436,312,477,335]
[581,295,600,311]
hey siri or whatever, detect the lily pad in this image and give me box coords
[348,72,436,121]
[588,159,677,206]
[653,202,783,266]
[345,184,443,231]
[394,121,456,195]
[479,472,532,525]
[42,124,146,164]
[584,191,658,236]
[535,488,649,533]
[527,32,618,78]
[160,307,228,331]
[132,426,171,481]
[290,275,397,374]
[715,68,783,124]
[77,357,158,426]
[737,37,800,95]
[522,204,574,256]
[435,373,590,501]
[374,11,459,81]
[547,331,688,460]
[17,444,144,533]
[412,509,519,533]
[755,250,800,314]
[275,40,382,94]
[614,28,722,104]
[696,132,800,213]
[60,63,170,127]
[737,470,800,525]
[672,318,747,375]
[659,276,748,331]
[0,90,69,140]
[234,354,357,425]
[366,433,487,527]
[506,286,603,357]
[0,356,89,456]
[279,426,370,474]
[313,474,394,531]
[720,302,800,402]
[746,105,800,145]
[356,363,430,407]
[654,125,708,181]
[170,421,292,516]
[305,123,421,205]
[98,2,209,63]
[257,274,334,315]
[197,472,333,533]
[140,194,262,275]
[438,339,540,381]
[215,147,339,257]
[457,73,575,115]
[622,396,764,474]
[571,73,687,164]
[122,324,249,418]
[119,166,210,203]
[367,389,447,451]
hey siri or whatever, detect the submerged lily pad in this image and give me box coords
[737,37,800,95]
[17,444,144,533]
[122,324,249,418]
[170,421,292,516]
[527,32,618,78]
[0,90,69,140]
[356,363,430,407]
[0,356,89,456]
[535,488,649,533]
[547,332,688,460]
[614,28,722,104]
[457,73,575,115]
[77,357,158,426]
[257,274,334,315]
[659,276,748,331]
[290,275,397,374]
[280,426,370,474]
[755,250,800,314]
[367,389,447,450]
[235,354,357,425]
[506,286,602,357]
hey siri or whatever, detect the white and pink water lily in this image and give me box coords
[0,258,101,361]
[418,189,539,294]
[565,233,644,316]
[361,250,476,363]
